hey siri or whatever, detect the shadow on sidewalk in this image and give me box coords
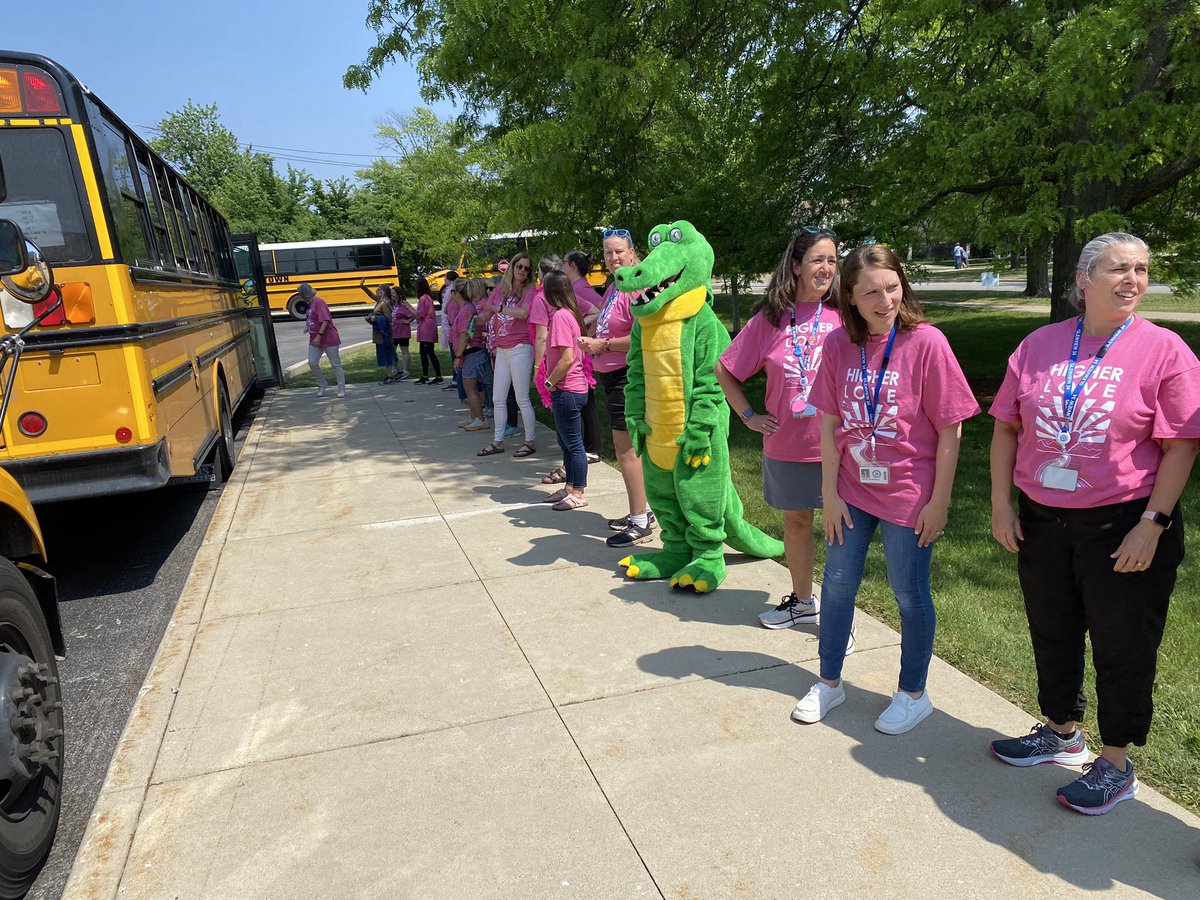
[636,645,1200,893]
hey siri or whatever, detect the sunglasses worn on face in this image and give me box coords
[603,228,631,239]
[514,263,531,271]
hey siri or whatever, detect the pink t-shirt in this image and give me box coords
[592,283,638,373]
[487,284,535,349]
[415,294,437,343]
[810,324,980,527]
[547,307,588,393]
[442,296,460,346]
[720,300,842,463]
[305,297,340,348]
[989,316,1200,508]
[391,303,414,339]
[454,302,484,350]
[572,277,600,319]
[530,285,597,328]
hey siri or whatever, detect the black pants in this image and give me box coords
[1016,493,1183,747]
[582,388,601,456]
[419,341,441,378]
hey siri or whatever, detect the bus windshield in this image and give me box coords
[0,128,90,265]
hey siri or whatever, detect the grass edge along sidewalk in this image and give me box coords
[288,305,1200,817]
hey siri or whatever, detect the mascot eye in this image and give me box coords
[650,232,662,247]
[669,228,683,243]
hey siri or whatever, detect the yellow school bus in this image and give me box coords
[0,51,261,506]
[257,236,399,319]
[425,231,607,302]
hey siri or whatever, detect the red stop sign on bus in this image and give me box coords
[497,259,509,274]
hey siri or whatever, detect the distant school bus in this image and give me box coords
[0,52,265,501]
[256,236,399,319]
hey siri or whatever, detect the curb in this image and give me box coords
[62,391,277,900]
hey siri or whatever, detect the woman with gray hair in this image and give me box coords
[988,232,1200,815]
[302,283,346,398]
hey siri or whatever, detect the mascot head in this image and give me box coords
[615,220,714,318]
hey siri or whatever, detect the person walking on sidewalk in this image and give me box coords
[541,271,591,510]
[413,276,443,384]
[717,228,842,632]
[304,283,345,398]
[577,229,655,548]
[988,232,1200,815]
[791,244,978,735]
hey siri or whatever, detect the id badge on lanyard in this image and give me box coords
[1040,315,1131,492]
[857,325,897,485]
[790,303,822,418]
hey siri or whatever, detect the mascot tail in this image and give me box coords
[722,488,784,558]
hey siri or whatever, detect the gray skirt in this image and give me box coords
[762,457,823,511]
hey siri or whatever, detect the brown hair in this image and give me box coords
[837,244,925,344]
[541,270,584,330]
[754,231,839,327]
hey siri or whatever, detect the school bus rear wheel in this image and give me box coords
[0,559,63,897]
[286,294,310,321]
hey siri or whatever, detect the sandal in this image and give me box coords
[512,442,536,458]
[586,453,601,464]
[542,488,569,504]
[552,494,588,511]
[477,442,505,457]
[541,466,567,485]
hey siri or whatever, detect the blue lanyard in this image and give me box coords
[1059,315,1132,445]
[790,301,823,387]
[859,323,898,431]
[597,284,622,336]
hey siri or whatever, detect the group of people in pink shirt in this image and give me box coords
[717,228,1198,817]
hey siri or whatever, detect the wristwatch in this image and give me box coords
[544,379,555,391]
[741,407,755,420]
[1141,510,1172,530]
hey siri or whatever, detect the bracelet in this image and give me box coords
[604,338,611,352]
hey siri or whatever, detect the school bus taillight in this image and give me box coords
[21,71,60,114]
[17,412,47,438]
[115,428,133,444]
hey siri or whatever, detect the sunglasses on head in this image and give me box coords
[798,226,836,238]
[603,228,631,239]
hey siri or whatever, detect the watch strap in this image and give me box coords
[1141,510,1172,530]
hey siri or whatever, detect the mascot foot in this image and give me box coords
[669,557,727,594]
[617,547,692,581]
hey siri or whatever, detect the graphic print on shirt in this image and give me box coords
[495,295,517,338]
[1031,358,1122,488]
[784,318,835,417]
[840,364,899,467]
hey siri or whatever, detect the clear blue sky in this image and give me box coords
[12,0,452,182]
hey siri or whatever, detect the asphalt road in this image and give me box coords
[270,310,374,373]
[26,402,257,900]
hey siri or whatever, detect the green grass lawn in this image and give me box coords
[285,304,1200,816]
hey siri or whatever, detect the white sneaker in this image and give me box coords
[874,690,933,735]
[336,387,346,398]
[463,418,488,431]
[759,593,819,629]
[791,681,845,724]
[316,386,327,398]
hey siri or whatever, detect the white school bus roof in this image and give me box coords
[258,237,392,250]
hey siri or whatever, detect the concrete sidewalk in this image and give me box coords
[65,383,1199,898]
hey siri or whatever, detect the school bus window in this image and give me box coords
[358,244,384,268]
[92,119,152,266]
[135,153,169,266]
[315,246,338,273]
[259,250,276,275]
[0,127,91,264]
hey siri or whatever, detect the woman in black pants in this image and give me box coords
[413,276,443,383]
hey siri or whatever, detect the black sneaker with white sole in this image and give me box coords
[606,523,654,548]
[608,510,657,532]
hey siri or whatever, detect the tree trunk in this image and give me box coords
[730,274,741,335]
[1050,225,1080,322]
[1024,232,1050,297]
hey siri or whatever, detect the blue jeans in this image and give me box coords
[551,389,588,488]
[819,502,936,693]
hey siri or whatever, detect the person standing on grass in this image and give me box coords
[366,289,398,384]
[988,232,1200,815]
[453,278,491,432]
[792,244,978,735]
[577,229,656,549]
[413,276,443,384]
[541,271,590,511]
[716,228,844,633]
[477,252,538,459]
[303,283,345,398]
[390,286,416,380]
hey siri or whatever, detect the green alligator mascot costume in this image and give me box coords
[616,220,783,592]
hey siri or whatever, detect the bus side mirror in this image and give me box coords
[0,220,27,276]
[0,221,55,303]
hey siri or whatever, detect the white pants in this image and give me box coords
[492,343,535,442]
[308,344,346,389]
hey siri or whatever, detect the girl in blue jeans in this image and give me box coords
[541,272,590,511]
[793,245,978,734]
